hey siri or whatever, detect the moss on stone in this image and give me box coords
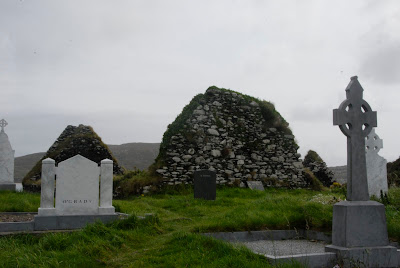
[23,124,124,191]
[303,150,324,166]
[152,86,297,175]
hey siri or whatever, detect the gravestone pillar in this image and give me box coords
[99,159,115,214]
[38,158,56,216]
[326,76,399,267]
[365,128,388,197]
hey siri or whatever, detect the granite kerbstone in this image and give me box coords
[0,184,16,191]
[194,170,216,200]
[325,245,399,268]
[34,214,119,231]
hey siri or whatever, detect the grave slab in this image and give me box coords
[194,170,216,200]
[247,181,264,191]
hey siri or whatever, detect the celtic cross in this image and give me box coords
[333,76,377,201]
[365,128,383,155]
[0,119,7,133]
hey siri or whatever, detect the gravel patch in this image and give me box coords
[241,239,328,256]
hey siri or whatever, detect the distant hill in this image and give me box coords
[14,152,45,183]
[14,142,160,182]
[107,143,160,171]
[328,166,347,184]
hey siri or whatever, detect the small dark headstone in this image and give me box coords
[194,170,216,200]
[247,181,264,191]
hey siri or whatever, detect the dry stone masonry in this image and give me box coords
[303,150,334,187]
[23,124,124,191]
[155,87,307,188]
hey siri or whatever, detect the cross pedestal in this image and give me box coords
[326,76,399,267]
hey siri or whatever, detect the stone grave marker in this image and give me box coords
[326,76,398,267]
[0,119,18,191]
[56,155,100,215]
[365,128,388,197]
[38,154,115,216]
[194,170,216,200]
[247,181,264,191]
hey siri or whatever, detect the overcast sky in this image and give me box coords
[1,0,399,166]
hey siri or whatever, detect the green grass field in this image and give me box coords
[0,186,399,267]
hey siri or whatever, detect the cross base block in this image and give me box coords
[331,201,389,247]
[325,245,399,268]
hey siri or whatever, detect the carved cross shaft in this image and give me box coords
[0,119,8,133]
[333,76,377,201]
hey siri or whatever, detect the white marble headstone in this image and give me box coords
[0,119,15,184]
[365,128,388,197]
[55,155,100,215]
[38,154,115,216]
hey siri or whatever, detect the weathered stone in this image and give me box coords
[211,150,221,157]
[247,181,264,191]
[172,157,181,162]
[212,101,222,107]
[195,156,206,164]
[193,109,205,115]
[156,169,167,174]
[292,162,303,169]
[182,155,193,161]
[249,101,259,107]
[207,129,220,136]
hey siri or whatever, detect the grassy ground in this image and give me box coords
[1,186,399,267]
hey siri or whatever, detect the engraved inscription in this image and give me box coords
[62,199,93,204]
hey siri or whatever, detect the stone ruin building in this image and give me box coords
[154,86,308,188]
[23,124,124,191]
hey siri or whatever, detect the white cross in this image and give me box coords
[0,119,7,132]
[366,128,383,154]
